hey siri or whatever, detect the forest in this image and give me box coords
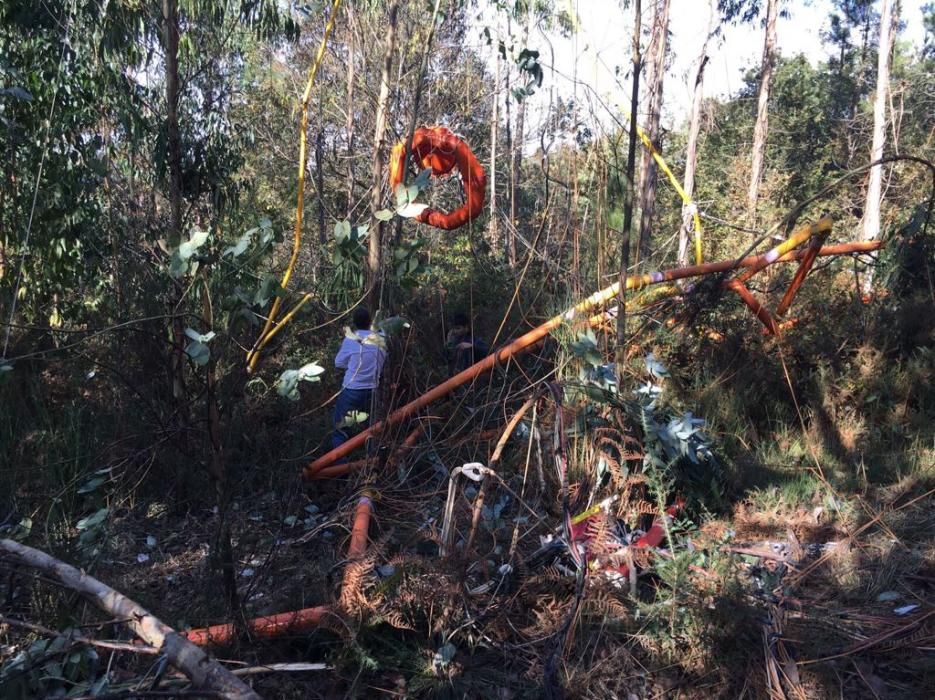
[0,0,933,697]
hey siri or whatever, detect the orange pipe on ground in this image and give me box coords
[313,423,429,479]
[183,497,376,646]
[347,495,372,559]
[304,235,881,479]
[181,607,330,646]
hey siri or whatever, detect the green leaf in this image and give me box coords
[397,202,429,219]
[77,476,106,494]
[334,219,352,242]
[394,183,409,208]
[254,276,285,306]
[185,341,210,366]
[413,167,433,191]
[169,253,189,279]
[275,361,325,400]
[376,316,411,335]
[0,86,33,101]
[178,229,209,260]
[375,209,395,221]
[76,508,109,531]
[337,410,368,429]
[223,229,254,258]
[184,328,216,343]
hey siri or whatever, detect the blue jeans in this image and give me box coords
[332,387,374,454]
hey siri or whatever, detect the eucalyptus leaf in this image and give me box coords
[397,202,429,219]
[184,328,216,343]
[394,183,409,208]
[334,219,352,241]
[178,229,209,260]
[0,86,33,101]
[168,253,189,279]
[275,361,325,400]
[377,315,411,335]
[223,229,254,258]
[413,167,433,190]
[185,340,210,366]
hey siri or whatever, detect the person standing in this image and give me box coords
[333,307,386,452]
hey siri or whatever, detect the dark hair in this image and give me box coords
[353,307,371,330]
[451,312,469,327]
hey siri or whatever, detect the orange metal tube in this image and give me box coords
[776,231,828,316]
[347,495,372,559]
[181,607,330,646]
[735,218,832,285]
[313,423,427,480]
[727,280,779,334]
[183,496,376,646]
[305,234,881,479]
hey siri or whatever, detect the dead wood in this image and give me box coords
[0,538,260,700]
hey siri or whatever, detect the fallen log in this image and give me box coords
[0,539,259,700]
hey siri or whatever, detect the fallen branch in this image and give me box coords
[0,614,160,655]
[0,539,259,700]
[231,662,330,676]
[68,692,223,700]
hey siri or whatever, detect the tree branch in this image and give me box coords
[0,539,259,700]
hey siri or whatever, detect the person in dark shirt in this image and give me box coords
[445,312,489,375]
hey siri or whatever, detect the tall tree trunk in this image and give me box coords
[860,0,896,294]
[746,0,778,224]
[636,0,671,265]
[509,7,532,269]
[488,46,500,254]
[316,126,325,245]
[504,59,514,266]
[617,0,641,383]
[392,0,442,253]
[366,0,400,309]
[345,2,356,219]
[162,0,186,404]
[162,0,182,248]
[678,0,714,268]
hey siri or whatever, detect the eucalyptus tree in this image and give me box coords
[861,0,897,293]
[636,0,671,265]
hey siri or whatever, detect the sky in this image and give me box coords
[529,0,930,131]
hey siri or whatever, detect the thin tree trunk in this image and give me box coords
[678,1,714,268]
[636,0,671,265]
[162,0,186,405]
[396,0,443,253]
[746,0,778,225]
[201,285,240,624]
[366,0,400,308]
[316,126,325,244]
[504,59,514,266]
[488,46,500,254]
[860,0,896,294]
[162,0,182,248]
[617,0,642,382]
[0,539,260,700]
[345,2,356,219]
[509,8,532,269]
